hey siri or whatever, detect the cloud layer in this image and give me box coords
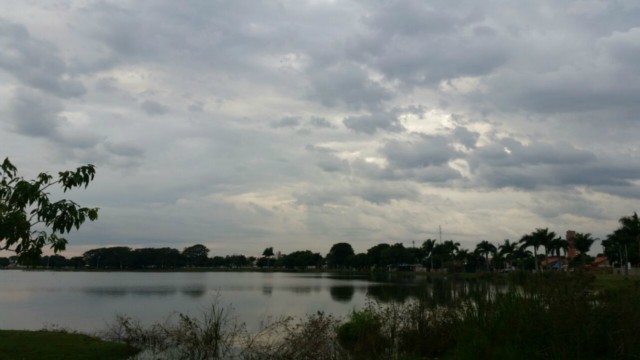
[1,0,639,255]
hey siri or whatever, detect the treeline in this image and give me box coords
[0,212,637,272]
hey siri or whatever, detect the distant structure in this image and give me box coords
[566,230,577,259]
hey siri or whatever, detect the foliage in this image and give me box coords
[520,228,557,272]
[0,158,98,263]
[603,212,640,273]
[475,240,497,271]
[242,312,344,360]
[183,244,210,267]
[281,250,323,269]
[102,302,243,360]
[337,308,389,359]
[262,247,274,258]
[326,242,355,268]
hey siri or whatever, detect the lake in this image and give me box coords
[0,270,453,333]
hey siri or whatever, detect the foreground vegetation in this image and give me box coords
[0,330,138,360]
[96,272,640,360]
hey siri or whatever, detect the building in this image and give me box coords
[566,230,577,259]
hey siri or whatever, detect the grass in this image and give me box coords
[593,272,640,290]
[0,330,139,360]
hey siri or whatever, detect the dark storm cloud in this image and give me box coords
[343,112,404,134]
[140,100,169,116]
[307,62,392,110]
[7,90,63,138]
[104,141,144,158]
[294,182,420,207]
[355,183,420,205]
[451,126,479,149]
[347,1,508,86]
[271,116,301,129]
[0,20,85,98]
[351,159,461,184]
[469,137,640,196]
[468,139,596,170]
[530,192,606,220]
[309,117,335,129]
[382,135,461,169]
[5,89,104,153]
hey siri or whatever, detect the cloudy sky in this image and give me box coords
[2,0,639,256]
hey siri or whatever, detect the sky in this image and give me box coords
[1,0,639,257]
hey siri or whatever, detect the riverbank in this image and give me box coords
[0,330,138,360]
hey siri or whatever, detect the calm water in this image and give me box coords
[0,270,442,332]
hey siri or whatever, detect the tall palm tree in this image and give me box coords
[574,233,595,255]
[548,237,569,259]
[475,240,497,271]
[513,246,533,271]
[498,239,518,270]
[519,229,556,272]
[434,240,460,271]
[524,228,557,270]
[519,234,540,272]
[573,232,595,267]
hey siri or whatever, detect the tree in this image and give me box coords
[520,228,556,272]
[433,240,460,271]
[0,158,98,263]
[603,213,640,276]
[182,244,209,267]
[475,240,497,271]
[262,247,274,258]
[572,233,595,267]
[498,239,518,270]
[326,242,355,268]
[618,212,640,265]
[549,237,569,258]
[381,243,416,266]
[574,233,595,255]
[367,243,391,268]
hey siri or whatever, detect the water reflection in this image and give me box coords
[362,276,510,306]
[330,286,355,303]
[84,287,128,297]
[0,271,512,333]
[180,286,206,298]
[85,286,177,297]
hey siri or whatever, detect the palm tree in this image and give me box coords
[573,232,595,267]
[513,246,533,271]
[498,239,518,270]
[475,240,497,271]
[433,240,460,271]
[574,233,595,255]
[519,234,541,272]
[548,237,569,258]
[520,229,556,272]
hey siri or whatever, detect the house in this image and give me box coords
[542,257,568,270]
[592,256,610,268]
